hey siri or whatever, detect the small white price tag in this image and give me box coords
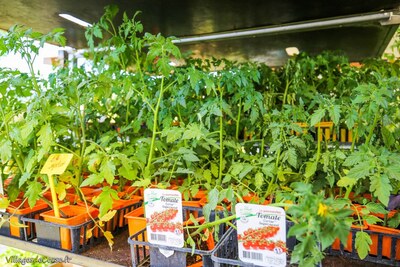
[144,189,184,249]
[236,203,287,267]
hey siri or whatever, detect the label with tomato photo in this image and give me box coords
[236,203,287,267]
[144,189,184,248]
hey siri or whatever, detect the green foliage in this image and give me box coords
[1,4,400,262]
[355,231,372,259]
[283,183,353,266]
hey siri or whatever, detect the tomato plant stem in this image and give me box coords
[78,104,87,185]
[0,105,24,172]
[218,84,224,186]
[366,111,379,145]
[147,75,165,169]
[282,78,291,108]
[187,214,236,237]
[235,98,242,140]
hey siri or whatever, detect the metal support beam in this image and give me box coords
[0,236,125,267]
[173,11,395,44]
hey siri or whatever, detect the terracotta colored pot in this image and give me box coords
[6,199,48,238]
[40,205,99,250]
[124,206,147,241]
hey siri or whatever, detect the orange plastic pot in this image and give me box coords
[43,192,79,204]
[80,187,102,197]
[182,199,207,219]
[187,262,203,267]
[113,195,143,228]
[40,205,99,250]
[124,206,147,241]
[6,199,48,238]
[367,223,400,260]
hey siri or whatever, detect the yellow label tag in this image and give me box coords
[40,154,73,175]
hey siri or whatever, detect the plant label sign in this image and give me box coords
[236,203,287,267]
[40,154,73,175]
[144,189,184,249]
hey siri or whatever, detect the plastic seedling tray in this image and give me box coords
[128,206,230,267]
[21,215,100,253]
[211,220,297,267]
[327,227,400,266]
[0,206,50,240]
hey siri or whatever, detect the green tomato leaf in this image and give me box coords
[203,187,219,221]
[207,188,219,209]
[100,159,116,185]
[304,161,317,179]
[165,128,182,143]
[55,182,66,201]
[286,147,297,168]
[347,161,372,179]
[381,126,395,148]
[250,108,259,124]
[81,173,104,187]
[289,137,306,149]
[337,176,358,188]
[386,165,400,181]
[328,104,341,125]
[370,174,391,206]
[183,153,200,162]
[287,222,308,237]
[20,120,35,144]
[203,169,212,184]
[231,163,243,176]
[36,123,53,161]
[355,231,372,259]
[118,166,138,180]
[255,172,264,188]
[19,172,30,188]
[182,124,203,140]
[365,202,387,214]
[0,139,12,164]
[94,187,118,217]
[310,108,326,126]
[239,164,253,179]
[0,197,10,209]
[343,152,363,167]
[211,163,219,177]
[25,181,42,208]
[335,150,346,160]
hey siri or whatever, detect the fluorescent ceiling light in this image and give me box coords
[59,14,92,28]
[285,47,300,56]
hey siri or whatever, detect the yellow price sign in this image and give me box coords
[40,154,73,175]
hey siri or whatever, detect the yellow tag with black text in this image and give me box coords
[40,154,73,175]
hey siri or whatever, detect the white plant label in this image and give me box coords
[236,203,287,267]
[144,189,184,249]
